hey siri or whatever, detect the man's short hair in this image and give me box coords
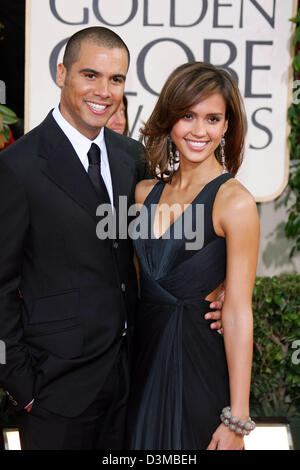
[63,26,130,70]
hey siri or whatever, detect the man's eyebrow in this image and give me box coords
[112,74,126,81]
[80,68,99,75]
[79,69,126,81]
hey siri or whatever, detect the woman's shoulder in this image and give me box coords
[214,176,259,235]
[135,178,159,205]
[218,176,256,211]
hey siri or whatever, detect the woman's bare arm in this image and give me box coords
[207,181,259,450]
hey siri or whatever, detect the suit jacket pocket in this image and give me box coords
[29,289,79,324]
[25,325,83,359]
[25,289,83,359]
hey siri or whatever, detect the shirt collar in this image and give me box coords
[52,104,104,154]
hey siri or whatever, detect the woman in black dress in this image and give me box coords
[127,62,259,450]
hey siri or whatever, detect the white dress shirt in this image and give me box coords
[52,105,114,205]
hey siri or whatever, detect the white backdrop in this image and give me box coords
[25,0,297,201]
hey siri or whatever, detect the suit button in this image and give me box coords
[113,241,118,249]
[121,283,126,292]
[121,328,127,337]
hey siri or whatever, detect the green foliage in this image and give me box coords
[286,5,300,256]
[0,105,18,145]
[250,275,300,417]
[0,105,18,125]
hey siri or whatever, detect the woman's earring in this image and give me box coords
[167,135,179,172]
[220,135,226,174]
[168,135,175,171]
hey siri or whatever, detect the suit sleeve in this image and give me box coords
[0,160,35,410]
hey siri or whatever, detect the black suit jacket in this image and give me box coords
[0,112,148,417]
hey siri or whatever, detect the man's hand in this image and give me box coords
[205,301,223,334]
[205,285,225,334]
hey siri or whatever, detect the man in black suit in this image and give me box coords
[0,26,147,450]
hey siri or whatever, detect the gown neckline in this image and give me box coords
[151,173,230,240]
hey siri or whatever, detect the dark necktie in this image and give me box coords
[87,143,110,203]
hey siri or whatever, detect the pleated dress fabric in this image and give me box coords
[127,173,233,450]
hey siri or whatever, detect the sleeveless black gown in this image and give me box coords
[127,173,233,450]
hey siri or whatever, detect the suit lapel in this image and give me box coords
[104,127,136,235]
[38,113,101,221]
[37,114,136,234]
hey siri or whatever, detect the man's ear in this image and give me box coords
[56,63,67,88]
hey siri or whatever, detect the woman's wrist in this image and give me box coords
[230,408,249,421]
[220,407,255,436]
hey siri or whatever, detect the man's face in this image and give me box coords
[56,41,128,140]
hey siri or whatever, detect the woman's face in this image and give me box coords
[170,93,228,167]
[106,99,127,134]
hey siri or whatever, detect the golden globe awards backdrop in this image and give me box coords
[25,0,297,201]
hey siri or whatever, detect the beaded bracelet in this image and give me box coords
[220,407,256,436]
